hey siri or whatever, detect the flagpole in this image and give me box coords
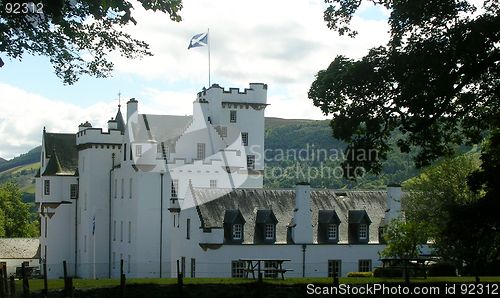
[208,28,211,87]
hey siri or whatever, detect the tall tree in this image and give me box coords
[402,154,499,277]
[0,0,183,84]
[0,181,38,237]
[309,0,499,174]
[309,0,499,274]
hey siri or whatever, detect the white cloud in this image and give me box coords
[0,83,117,159]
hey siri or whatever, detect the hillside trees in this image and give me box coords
[0,0,183,84]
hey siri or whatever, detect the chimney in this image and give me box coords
[78,121,92,132]
[292,182,313,243]
[386,183,403,222]
[126,98,138,123]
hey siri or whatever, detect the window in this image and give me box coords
[186,218,191,239]
[181,257,186,275]
[70,184,78,199]
[264,261,278,278]
[112,252,116,269]
[120,220,123,242]
[358,260,372,272]
[241,132,248,146]
[190,258,196,278]
[129,178,133,199]
[114,179,117,199]
[328,224,337,240]
[359,224,368,240]
[265,224,275,240]
[123,144,127,161]
[136,144,142,157]
[171,180,178,199]
[232,224,242,240]
[230,110,237,123]
[121,178,124,199]
[157,143,163,159]
[113,220,116,241]
[128,221,131,243]
[44,180,50,195]
[44,217,47,238]
[197,143,206,159]
[84,193,87,211]
[247,155,255,170]
[231,261,245,278]
[328,260,342,277]
[210,179,217,188]
[219,126,227,137]
[128,255,131,273]
[84,235,87,253]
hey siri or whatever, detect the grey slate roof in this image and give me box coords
[0,238,40,259]
[130,114,192,144]
[43,132,78,175]
[348,210,372,224]
[192,188,387,244]
[318,210,341,224]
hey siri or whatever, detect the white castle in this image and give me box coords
[35,83,403,279]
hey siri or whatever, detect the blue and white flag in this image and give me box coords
[188,32,208,49]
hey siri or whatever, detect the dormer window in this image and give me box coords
[232,224,242,240]
[318,210,341,244]
[265,224,275,239]
[359,224,367,240]
[348,210,372,244]
[256,210,278,244]
[328,224,337,240]
[224,210,245,243]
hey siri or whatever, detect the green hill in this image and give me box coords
[0,146,41,173]
[0,157,7,164]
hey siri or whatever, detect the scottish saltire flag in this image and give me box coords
[188,32,208,49]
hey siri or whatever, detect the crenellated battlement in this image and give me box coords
[197,83,267,105]
[76,127,123,146]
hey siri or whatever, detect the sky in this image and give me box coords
[0,0,390,160]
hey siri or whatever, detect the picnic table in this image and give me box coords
[239,258,292,280]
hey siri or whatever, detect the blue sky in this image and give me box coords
[0,0,389,159]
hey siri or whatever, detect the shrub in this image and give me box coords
[373,267,403,277]
[428,263,457,277]
[347,272,373,277]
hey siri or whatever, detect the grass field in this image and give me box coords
[17,276,500,291]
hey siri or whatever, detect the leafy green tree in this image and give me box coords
[309,0,499,175]
[380,217,429,260]
[402,154,499,277]
[0,181,39,237]
[403,154,481,232]
[0,0,183,84]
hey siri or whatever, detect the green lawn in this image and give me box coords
[17,276,500,291]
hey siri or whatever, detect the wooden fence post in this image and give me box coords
[3,268,9,298]
[120,259,126,298]
[42,262,48,297]
[176,260,183,298]
[21,263,29,298]
[9,275,15,298]
[0,267,5,298]
[63,261,73,298]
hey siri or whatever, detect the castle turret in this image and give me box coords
[126,98,138,123]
